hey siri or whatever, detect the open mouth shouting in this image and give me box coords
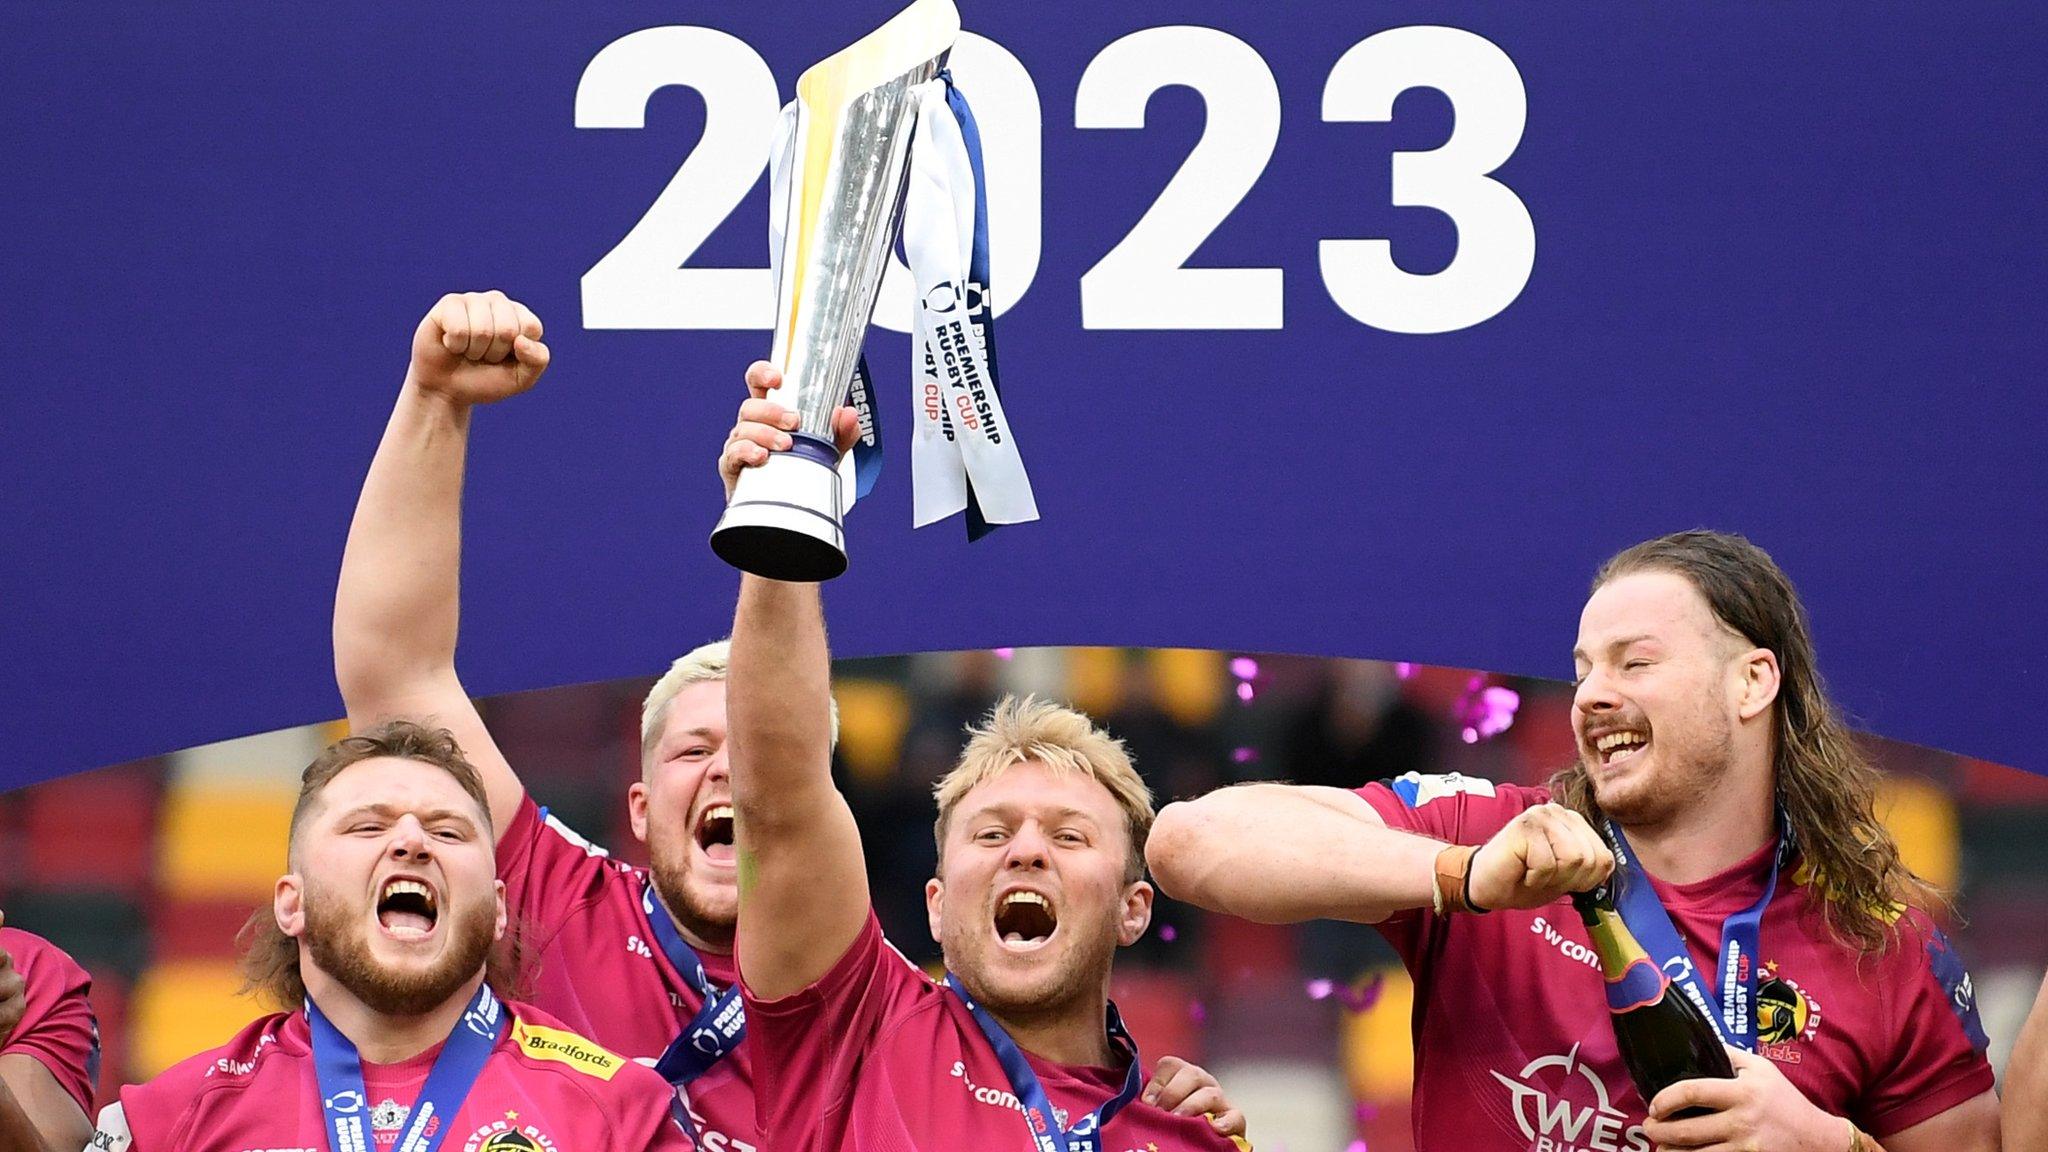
[1590,727,1649,769]
[375,874,440,942]
[992,888,1058,954]
[695,803,736,867]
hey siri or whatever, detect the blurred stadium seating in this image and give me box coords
[3,649,2041,1150]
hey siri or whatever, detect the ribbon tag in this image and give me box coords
[309,982,502,1152]
[903,75,1038,537]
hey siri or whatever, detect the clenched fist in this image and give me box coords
[1467,803,1615,912]
[409,290,550,406]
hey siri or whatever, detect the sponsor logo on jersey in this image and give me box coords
[461,1114,557,1152]
[948,1060,1070,1128]
[513,1019,625,1080]
[1528,915,1601,973]
[1489,1044,1649,1152]
[1755,961,1823,1063]
[1390,772,1497,809]
[1924,928,1991,1053]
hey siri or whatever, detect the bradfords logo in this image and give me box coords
[1489,1045,1649,1152]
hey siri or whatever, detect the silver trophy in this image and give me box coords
[711,0,959,581]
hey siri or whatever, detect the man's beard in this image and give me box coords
[302,886,496,1017]
[941,898,1117,1028]
[648,829,736,949]
[1592,712,1736,827]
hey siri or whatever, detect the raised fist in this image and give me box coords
[408,290,550,406]
[1467,803,1615,912]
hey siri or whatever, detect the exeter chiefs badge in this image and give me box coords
[1755,961,1823,1061]
[462,1114,559,1152]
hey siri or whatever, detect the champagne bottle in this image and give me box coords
[1573,887,1733,1117]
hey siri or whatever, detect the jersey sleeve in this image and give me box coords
[1351,775,1547,965]
[1852,916,1995,1138]
[739,910,932,1137]
[0,929,100,1115]
[495,793,634,941]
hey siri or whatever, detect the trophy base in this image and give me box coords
[711,444,849,582]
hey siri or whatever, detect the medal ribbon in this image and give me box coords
[308,981,502,1152]
[642,879,748,1085]
[1603,813,1792,1051]
[943,973,1142,1152]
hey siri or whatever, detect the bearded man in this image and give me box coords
[88,722,689,1152]
[1148,530,1998,1152]
[719,364,1250,1152]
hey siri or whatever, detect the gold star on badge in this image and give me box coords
[505,1111,519,1121]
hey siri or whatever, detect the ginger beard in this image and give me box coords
[637,680,740,948]
[1575,572,1748,829]
[929,763,1148,1027]
[299,867,497,1017]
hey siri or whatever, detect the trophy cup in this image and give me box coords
[710,0,960,581]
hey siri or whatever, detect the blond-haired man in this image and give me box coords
[720,364,1248,1152]
[335,297,1236,1149]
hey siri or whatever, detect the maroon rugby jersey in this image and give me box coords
[497,794,754,1149]
[743,910,1247,1152]
[1359,774,1994,1152]
[90,998,690,1152]
[0,926,100,1115]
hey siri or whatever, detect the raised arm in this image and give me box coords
[1149,783,1613,923]
[333,290,549,839]
[2009,969,2048,1152]
[722,361,866,1000]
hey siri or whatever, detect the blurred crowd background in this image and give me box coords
[5,647,2044,1151]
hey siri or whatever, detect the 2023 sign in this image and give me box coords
[577,24,1531,336]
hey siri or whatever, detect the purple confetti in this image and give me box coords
[1394,662,1416,680]
[1307,973,1386,1013]
[1344,1141,1370,1152]
[1231,745,1259,764]
[1353,1102,1380,1125]
[1158,924,1178,942]
[993,647,1015,660]
[1454,679,1521,743]
[1187,999,1208,1024]
[1229,657,1259,680]
[1235,681,1255,703]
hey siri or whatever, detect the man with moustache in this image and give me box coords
[718,364,1248,1152]
[1147,531,1999,1152]
[334,293,1241,1149]
[87,721,689,1152]
[0,918,99,1152]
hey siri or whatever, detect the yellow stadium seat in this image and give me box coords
[1340,966,1414,1103]
[1148,649,1225,727]
[158,783,294,901]
[1066,648,1126,716]
[129,959,261,1079]
[834,679,912,785]
[1876,775,1959,893]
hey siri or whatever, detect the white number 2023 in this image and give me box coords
[576,24,1531,335]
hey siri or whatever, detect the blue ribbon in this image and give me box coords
[848,354,883,499]
[640,880,747,1086]
[943,973,1143,1152]
[937,72,1004,543]
[1604,815,1792,1052]
[308,981,503,1152]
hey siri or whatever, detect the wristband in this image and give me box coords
[1433,844,1487,914]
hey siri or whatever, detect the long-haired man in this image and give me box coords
[1148,530,1998,1152]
